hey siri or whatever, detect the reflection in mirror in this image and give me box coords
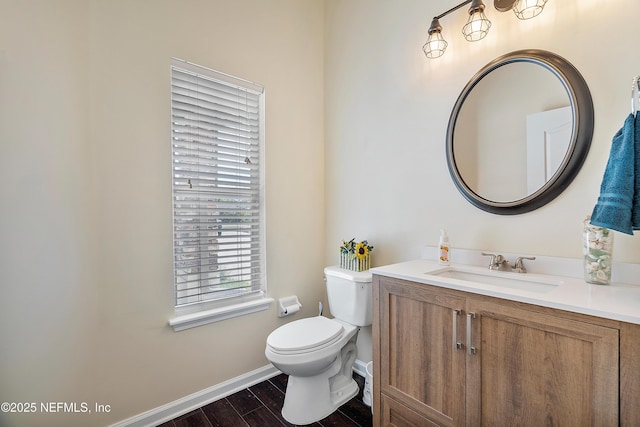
[454,62,570,202]
[446,50,594,215]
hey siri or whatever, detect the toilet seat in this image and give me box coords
[267,317,345,354]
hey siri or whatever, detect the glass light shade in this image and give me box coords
[513,0,548,20]
[462,10,491,42]
[423,32,448,59]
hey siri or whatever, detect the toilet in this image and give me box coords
[265,266,372,425]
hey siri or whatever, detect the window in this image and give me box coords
[168,59,271,331]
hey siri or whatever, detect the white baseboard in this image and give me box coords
[109,359,370,427]
[353,358,369,378]
[109,364,280,427]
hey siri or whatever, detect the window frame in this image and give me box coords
[168,58,271,331]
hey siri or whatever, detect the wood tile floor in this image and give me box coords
[157,372,373,427]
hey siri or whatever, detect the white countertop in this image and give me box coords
[370,259,640,325]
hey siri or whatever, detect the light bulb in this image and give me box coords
[462,0,491,42]
[513,0,548,20]
[423,18,448,59]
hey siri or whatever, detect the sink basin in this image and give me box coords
[425,266,562,293]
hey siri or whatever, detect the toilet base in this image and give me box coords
[281,374,359,425]
[281,339,359,425]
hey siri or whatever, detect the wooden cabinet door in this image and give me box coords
[466,299,619,426]
[378,278,467,426]
[380,394,440,427]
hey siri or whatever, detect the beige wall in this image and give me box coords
[0,1,325,426]
[2,0,640,426]
[325,0,640,266]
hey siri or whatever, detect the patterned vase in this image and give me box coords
[583,217,613,285]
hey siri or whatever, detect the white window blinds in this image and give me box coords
[170,59,265,308]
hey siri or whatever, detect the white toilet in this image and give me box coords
[265,266,372,425]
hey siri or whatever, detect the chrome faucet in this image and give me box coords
[482,253,536,273]
[481,253,511,271]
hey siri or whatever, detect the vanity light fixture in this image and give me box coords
[462,0,492,42]
[423,0,550,59]
[513,0,548,20]
[423,17,448,58]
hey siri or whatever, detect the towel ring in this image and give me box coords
[632,75,640,117]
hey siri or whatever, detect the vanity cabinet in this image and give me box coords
[372,275,640,426]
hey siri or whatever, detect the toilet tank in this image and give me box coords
[324,266,372,327]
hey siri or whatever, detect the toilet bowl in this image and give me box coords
[266,317,359,424]
[264,266,372,425]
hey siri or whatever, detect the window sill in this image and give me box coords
[169,297,274,332]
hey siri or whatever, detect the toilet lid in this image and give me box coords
[267,316,344,352]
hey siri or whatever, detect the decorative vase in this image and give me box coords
[339,253,370,272]
[583,217,613,285]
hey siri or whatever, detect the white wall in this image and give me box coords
[325,0,640,267]
[0,1,325,426]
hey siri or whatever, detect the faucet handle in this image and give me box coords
[513,256,536,273]
[481,252,497,266]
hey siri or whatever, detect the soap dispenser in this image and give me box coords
[438,230,450,265]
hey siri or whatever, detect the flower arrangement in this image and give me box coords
[339,238,374,272]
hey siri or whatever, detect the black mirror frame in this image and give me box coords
[446,49,594,215]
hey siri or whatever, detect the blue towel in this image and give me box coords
[633,113,640,230]
[590,114,636,235]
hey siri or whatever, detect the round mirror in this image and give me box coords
[446,50,594,214]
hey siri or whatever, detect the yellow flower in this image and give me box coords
[355,242,369,260]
